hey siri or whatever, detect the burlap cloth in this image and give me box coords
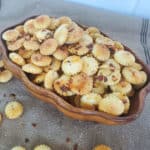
[0,0,150,149]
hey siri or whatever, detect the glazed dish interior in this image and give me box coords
[1,15,150,123]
